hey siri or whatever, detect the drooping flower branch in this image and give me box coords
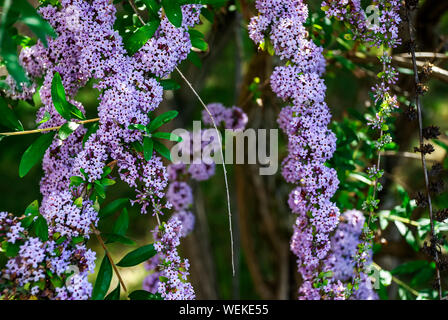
[1,0,203,299]
[322,0,402,297]
[249,0,344,299]
[326,210,378,300]
[143,103,247,296]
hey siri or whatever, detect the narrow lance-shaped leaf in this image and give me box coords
[0,96,23,131]
[153,140,172,161]
[116,244,157,267]
[161,0,182,28]
[13,0,57,47]
[188,29,208,51]
[104,233,136,246]
[159,79,181,91]
[148,110,178,132]
[58,121,80,140]
[128,123,149,132]
[92,255,113,300]
[94,181,106,199]
[152,131,182,142]
[19,132,55,178]
[143,136,154,161]
[141,0,161,19]
[124,19,160,56]
[51,72,85,121]
[0,0,29,86]
[112,208,129,236]
[33,215,49,242]
[105,283,121,300]
[22,200,40,228]
[99,198,129,219]
[128,290,163,300]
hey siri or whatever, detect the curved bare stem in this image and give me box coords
[0,118,100,136]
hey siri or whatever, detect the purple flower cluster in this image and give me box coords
[144,103,248,295]
[323,0,402,129]
[4,0,203,299]
[323,0,403,298]
[201,103,248,130]
[0,211,96,300]
[134,5,202,78]
[249,0,342,299]
[325,210,378,300]
[152,218,195,300]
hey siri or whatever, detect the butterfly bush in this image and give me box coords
[143,103,247,295]
[3,0,203,299]
[249,0,345,299]
[325,210,378,300]
[323,0,402,297]
[0,210,96,300]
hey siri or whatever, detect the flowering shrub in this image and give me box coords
[0,0,447,302]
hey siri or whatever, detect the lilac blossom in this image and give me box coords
[249,0,342,298]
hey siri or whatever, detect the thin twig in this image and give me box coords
[380,150,439,162]
[129,0,145,25]
[127,0,236,276]
[92,225,128,292]
[406,4,443,299]
[176,66,235,277]
[372,262,420,297]
[0,118,100,136]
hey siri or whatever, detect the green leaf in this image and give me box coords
[189,29,208,51]
[3,241,20,257]
[1,30,29,87]
[112,208,129,236]
[141,0,161,19]
[152,131,182,142]
[50,274,64,288]
[128,290,163,300]
[33,215,48,242]
[94,181,106,199]
[153,140,171,161]
[99,198,129,219]
[83,122,99,146]
[51,72,85,121]
[13,0,57,47]
[101,178,116,186]
[19,132,55,178]
[58,121,80,140]
[116,244,157,267]
[24,200,39,216]
[105,283,120,300]
[0,0,29,86]
[104,233,136,246]
[162,0,182,28]
[38,111,51,125]
[143,136,154,161]
[70,176,85,187]
[22,200,39,228]
[128,123,149,132]
[392,261,429,275]
[101,166,112,178]
[148,110,178,132]
[0,96,23,131]
[92,255,113,300]
[124,19,160,56]
[159,79,181,91]
[71,236,84,245]
[187,50,202,68]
